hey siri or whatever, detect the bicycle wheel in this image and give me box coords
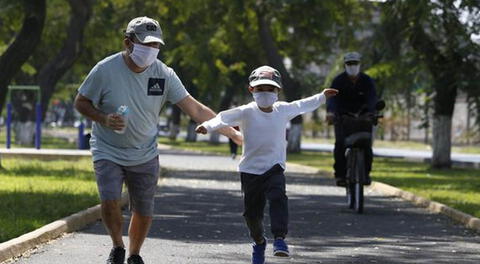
[347,183,355,209]
[345,149,355,209]
[354,151,365,214]
[354,181,363,213]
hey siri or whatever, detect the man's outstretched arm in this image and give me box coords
[176,95,243,145]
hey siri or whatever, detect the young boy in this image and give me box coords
[196,65,338,264]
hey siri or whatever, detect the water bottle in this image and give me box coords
[114,105,129,134]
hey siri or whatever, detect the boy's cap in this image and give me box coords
[248,65,282,89]
[344,51,361,63]
[125,16,164,45]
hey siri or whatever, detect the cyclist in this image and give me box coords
[326,51,378,187]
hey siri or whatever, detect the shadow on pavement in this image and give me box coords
[79,169,480,263]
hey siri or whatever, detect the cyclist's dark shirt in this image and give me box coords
[327,71,377,114]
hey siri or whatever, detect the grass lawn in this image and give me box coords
[160,138,480,219]
[303,137,480,154]
[0,158,98,243]
[0,129,77,149]
[158,137,231,155]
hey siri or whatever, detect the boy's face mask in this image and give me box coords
[253,91,278,108]
[129,43,159,68]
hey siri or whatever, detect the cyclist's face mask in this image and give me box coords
[345,62,360,76]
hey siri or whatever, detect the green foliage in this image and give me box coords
[1,0,478,124]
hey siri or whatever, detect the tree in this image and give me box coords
[37,0,94,117]
[252,0,368,152]
[386,0,480,168]
[0,0,46,115]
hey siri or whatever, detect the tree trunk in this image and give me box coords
[287,123,302,152]
[209,131,220,144]
[432,115,452,168]
[424,95,430,144]
[0,0,46,115]
[255,8,303,153]
[38,0,93,116]
[466,95,471,145]
[185,119,197,142]
[406,91,411,141]
[408,13,457,168]
[169,105,181,140]
[311,109,319,138]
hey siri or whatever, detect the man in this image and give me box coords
[326,51,377,187]
[74,16,241,264]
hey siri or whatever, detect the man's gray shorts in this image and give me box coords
[93,156,160,216]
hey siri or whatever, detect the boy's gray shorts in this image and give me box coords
[93,156,160,216]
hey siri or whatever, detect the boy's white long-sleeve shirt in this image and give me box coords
[201,92,326,175]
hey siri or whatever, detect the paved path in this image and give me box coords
[183,132,480,166]
[7,151,480,264]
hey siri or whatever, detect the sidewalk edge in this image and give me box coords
[370,181,480,233]
[0,194,129,263]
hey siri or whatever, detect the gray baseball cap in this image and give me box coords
[248,65,283,89]
[125,16,164,45]
[344,51,361,62]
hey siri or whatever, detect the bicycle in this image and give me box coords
[338,101,385,214]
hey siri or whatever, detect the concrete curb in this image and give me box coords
[0,193,129,263]
[0,149,91,161]
[370,181,480,233]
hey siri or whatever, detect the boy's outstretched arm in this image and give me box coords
[284,89,338,120]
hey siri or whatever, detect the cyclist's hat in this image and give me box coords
[125,16,164,45]
[248,65,283,89]
[344,52,361,63]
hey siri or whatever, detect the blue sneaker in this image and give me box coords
[273,238,289,257]
[252,239,267,264]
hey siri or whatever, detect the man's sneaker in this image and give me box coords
[273,238,289,257]
[127,255,145,264]
[106,247,125,264]
[252,239,267,264]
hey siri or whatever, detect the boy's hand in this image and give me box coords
[195,125,208,134]
[323,88,339,98]
[230,130,243,146]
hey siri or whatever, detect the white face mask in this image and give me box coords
[253,91,278,108]
[129,43,159,68]
[345,64,360,76]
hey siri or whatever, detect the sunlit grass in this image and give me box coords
[0,158,98,243]
[0,129,77,149]
[288,152,480,218]
[158,137,231,155]
[302,137,480,154]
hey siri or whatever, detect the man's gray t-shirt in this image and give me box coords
[78,52,189,166]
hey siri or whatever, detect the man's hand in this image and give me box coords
[104,113,125,131]
[195,125,208,134]
[323,88,339,98]
[326,112,335,125]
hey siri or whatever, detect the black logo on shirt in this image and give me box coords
[147,78,165,96]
